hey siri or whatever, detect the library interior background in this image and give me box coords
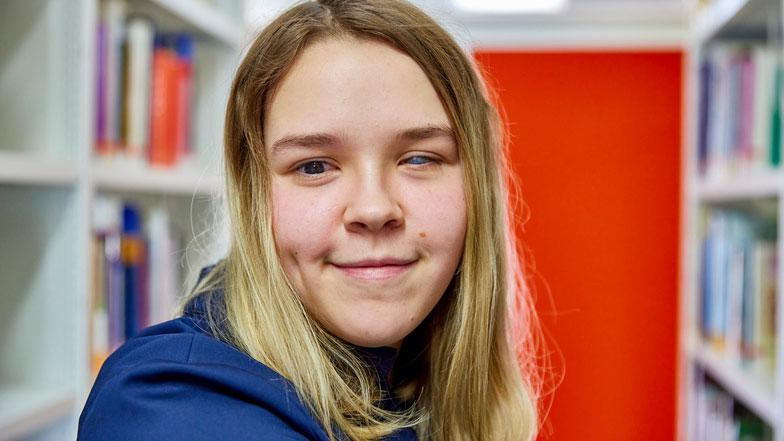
[5,0,784,440]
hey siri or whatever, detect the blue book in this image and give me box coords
[698,59,712,175]
[122,204,145,339]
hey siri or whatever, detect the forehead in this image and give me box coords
[263,36,451,148]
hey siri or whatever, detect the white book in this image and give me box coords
[726,239,745,364]
[124,16,155,159]
[708,47,734,181]
[751,46,774,171]
[146,206,178,325]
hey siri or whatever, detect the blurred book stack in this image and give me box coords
[90,196,184,374]
[95,0,195,168]
[693,377,773,441]
[698,207,778,382]
[697,45,783,180]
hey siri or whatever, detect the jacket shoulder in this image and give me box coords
[77,318,327,441]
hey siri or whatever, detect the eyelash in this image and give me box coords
[292,155,440,177]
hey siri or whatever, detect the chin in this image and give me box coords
[333,317,413,349]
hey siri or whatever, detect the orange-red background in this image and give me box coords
[473,51,682,440]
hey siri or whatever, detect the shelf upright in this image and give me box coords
[0,0,243,439]
[683,0,784,440]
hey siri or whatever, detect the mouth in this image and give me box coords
[331,258,417,281]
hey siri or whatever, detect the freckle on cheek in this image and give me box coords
[419,232,426,238]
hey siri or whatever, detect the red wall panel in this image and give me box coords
[473,51,682,440]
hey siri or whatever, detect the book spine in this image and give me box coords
[174,34,194,161]
[751,47,772,170]
[728,55,741,174]
[146,206,177,324]
[149,35,178,166]
[102,0,127,157]
[124,16,155,160]
[121,203,145,339]
[739,53,755,169]
[771,64,782,167]
[698,59,711,176]
[90,234,109,375]
[106,231,125,350]
[95,20,108,153]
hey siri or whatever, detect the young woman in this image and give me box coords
[78,1,544,440]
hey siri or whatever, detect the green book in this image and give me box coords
[770,64,782,167]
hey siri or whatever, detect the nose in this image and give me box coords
[343,169,404,233]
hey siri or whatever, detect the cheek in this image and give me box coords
[407,178,467,255]
[270,180,338,261]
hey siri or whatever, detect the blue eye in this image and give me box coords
[404,156,432,165]
[297,161,333,175]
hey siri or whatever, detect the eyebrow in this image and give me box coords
[269,125,455,153]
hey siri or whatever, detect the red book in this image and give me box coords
[149,36,178,166]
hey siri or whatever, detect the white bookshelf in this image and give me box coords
[0,0,239,439]
[689,338,778,427]
[0,388,74,441]
[682,0,784,440]
[692,0,752,43]
[0,152,78,187]
[692,172,784,200]
[91,161,223,196]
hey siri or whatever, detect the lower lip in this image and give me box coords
[333,263,414,281]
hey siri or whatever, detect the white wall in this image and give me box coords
[243,0,688,49]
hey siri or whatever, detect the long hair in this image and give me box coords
[181,1,545,439]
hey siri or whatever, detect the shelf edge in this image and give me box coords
[0,389,75,441]
[689,342,779,429]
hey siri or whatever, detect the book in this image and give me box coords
[698,207,777,379]
[174,34,194,162]
[693,378,773,441]
[94,9,197,168]
[146,206,182,324]
[751,46,774,170]
[121,203,147,339]
[123,15,155,161]
[96,0,127,156]
[91,196,125,373]
[698,45,783,179]
[149,34,179,166]
[90,197,187,373]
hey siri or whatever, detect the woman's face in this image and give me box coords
[265,37,466,349]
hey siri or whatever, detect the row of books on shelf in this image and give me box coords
[692,377,772,441]
[699,207,777,378]
[90,196,184,374]
[96,0,195,168]
[697,44,782,180]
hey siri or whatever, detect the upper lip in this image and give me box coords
[332,258,416,268]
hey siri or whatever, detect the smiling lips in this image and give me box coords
[332,258,416,281]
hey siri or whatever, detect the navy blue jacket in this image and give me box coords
[77,268,417,441]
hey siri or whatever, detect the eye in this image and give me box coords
[296,161,335,175]
[402,155,434,166]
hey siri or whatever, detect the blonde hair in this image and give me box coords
[181,1,545,439]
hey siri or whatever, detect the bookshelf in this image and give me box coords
[0,152,79,187]
[682,0,784,440]
[0,0,240,439]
